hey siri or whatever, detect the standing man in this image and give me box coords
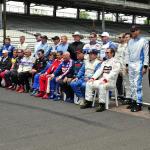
[126,25,149,112]
[67,31,84,61]
[34,33,42,57]
[99,32,117,61]
[17,36,29,51]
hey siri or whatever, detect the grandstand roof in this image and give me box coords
[5,0,150,16]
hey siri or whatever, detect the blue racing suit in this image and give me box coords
[126,36,149,104]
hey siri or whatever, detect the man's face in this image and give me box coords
[73,35,81,42]
[77,52,84,60]
[89,53,97,61]
[118,35,124,44]
[5,39,10,45]
[36,35,41,41]
[20,37,25,43]
[63,53,70,61]
[53,39,60,45]
[105,49,113,59]
[131,30,140,38]
[37,52,44,58]
[61,37,67,44]
[56,53,62,60]
[89,34,97,42]
[3,52,8,57]
[101,36,109,42]
[25,50,31,57]
[124,34,131,43]
[13,50,18,58]
[17,50,24,57]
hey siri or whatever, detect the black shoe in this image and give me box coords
[80,100,92,109]
[148,107,150,112]
[96,103,106,112]
[131,102,142,112]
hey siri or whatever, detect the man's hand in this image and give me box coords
[142,68,147,75]
[56,76,61,82]
[71,78,78,82]
[88,78,95,83]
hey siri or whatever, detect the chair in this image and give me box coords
[92,87,118,109]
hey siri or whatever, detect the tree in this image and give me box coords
[80,11,90,19]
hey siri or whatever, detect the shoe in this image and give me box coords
[30,90,38,96]
[16,86,21,92]
[96,103,106,112]
[49,94,55,100]
[148,107,150,112]
[65,97,74,103]
[131,102,142,112]
[80,100,92,109]
[53,94,61,101]
[11,85,17,91]
[18,86,25,93]
[42,94,49,99]
[35,92,45,97]
[7,85,13,89]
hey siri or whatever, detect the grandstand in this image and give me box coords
[0,0,150,48]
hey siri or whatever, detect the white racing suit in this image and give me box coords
[126,37,149,104]
[115,43,130,98]
[85,57,120,103]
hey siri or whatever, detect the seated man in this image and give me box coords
[17,49,35,93]
[31,51,56,95]
[4,49,18,88]
[5,49,24,90]
[70,50,100,105]
[35,51,63,98]
[50,52,74,101]
[82,48,120,112]
[0,50,12,87]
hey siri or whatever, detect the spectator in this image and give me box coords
[17,36,29,51]
[34,33,42,56]
[0,37,15,58]
[70,50,100,105]
[67,31,84,61]
[16,49,34,93]
[5,49,24,90]
[126,25,149,112]
[31,51,56,96]
[99,32,117,61]
[0,50,12,87]
[83,48,120,112]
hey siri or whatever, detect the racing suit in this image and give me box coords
[126,37,149,104]
[115,43,130,98]
[70,58,100,99]
[83,42,101,60]
[85,57,120,103]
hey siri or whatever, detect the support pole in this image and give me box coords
[3,0,6,42]
[102,7,105,32]
[53,5,57,18]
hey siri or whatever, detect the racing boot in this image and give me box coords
[96,103,106,112]
[80,100,92,109]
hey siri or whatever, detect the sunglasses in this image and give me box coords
[105,52,111,54]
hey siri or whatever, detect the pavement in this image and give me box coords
[0,85,150,150]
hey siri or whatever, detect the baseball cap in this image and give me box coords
[41,35,48,40]
[2,50,8,53]
[100,32,110,37]
[76,49,83,54]
[72,31,81,36]
[89,49,98,55]
[51,36,60,40]
[130,25,140,32]
[34,33,41,37]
